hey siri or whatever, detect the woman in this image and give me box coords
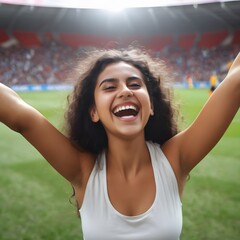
[0,49,239,239]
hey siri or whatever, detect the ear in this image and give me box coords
[150,102,154,116]
[90,105,100,122]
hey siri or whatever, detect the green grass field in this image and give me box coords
[0,89,239,240]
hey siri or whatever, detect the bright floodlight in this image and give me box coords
[103,1,125,12]
[1,0,238,9]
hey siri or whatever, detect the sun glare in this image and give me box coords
[103,2,125,12]
[1,0,234,9]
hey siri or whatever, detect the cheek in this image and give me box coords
[95,94,105,108]
[140,93,153,116]
[139,90,152,105]
[94,93,112,117]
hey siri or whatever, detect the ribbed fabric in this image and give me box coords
[79,141,182,240]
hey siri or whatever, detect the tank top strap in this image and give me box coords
[146,141,181,207]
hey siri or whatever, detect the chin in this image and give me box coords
[115,128,144,140]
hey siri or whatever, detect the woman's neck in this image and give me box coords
[106,137,151,180]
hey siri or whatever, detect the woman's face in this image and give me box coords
[90,61,154,140]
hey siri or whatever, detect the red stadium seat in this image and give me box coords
[13,31,41,47]
[198,30,228,48]
[147,35,173,51]
[232,29,240,45]
[0,29,10,43]
[59,33,116,48]
[178,33,196,49]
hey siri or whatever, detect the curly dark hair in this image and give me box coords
[65,48,179,154]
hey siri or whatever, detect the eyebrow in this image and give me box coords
[99,78,118,87]
[99,76,143,87]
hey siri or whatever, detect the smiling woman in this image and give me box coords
[66,49,178,154]
[90,61,154,141]
[0,48,239,240]
[97,74,142,121]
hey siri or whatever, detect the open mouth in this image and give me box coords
[113,105,139,118]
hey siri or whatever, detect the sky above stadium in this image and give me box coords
[0,0,238,9]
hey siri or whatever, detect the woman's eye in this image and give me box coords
[103,85,116,91]
[129,83,141,88]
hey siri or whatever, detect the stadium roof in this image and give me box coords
[0,0,240,36]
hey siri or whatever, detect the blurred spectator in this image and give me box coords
[0,41,76,86]
[155,44,240,83]
[0,39,239,86]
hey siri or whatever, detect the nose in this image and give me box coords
[117,85,133,98]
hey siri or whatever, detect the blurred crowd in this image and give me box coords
[0,40,239,86]
[0,41,76,86]
[156,44,240,83]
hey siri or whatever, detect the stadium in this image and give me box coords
[1,0,240,87]
[0,0,240,240]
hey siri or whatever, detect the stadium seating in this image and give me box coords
[13,31,41,47]
[198,30,228,48]
[1,29,239,50]
[59,33,116,48]
[178,33,196,49]
[147,35,173,51]
[232,29,240,45]
[0,29,9,43]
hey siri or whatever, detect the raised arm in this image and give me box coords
[170,53,240,177]
[0,83,94,184]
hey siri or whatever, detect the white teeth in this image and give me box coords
[114,105,137,114]
[121,116,134,119]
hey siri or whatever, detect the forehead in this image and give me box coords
[97,61,143,81]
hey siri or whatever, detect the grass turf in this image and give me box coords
[0,89,239,240]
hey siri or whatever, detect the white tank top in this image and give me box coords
[79,141,182,240]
